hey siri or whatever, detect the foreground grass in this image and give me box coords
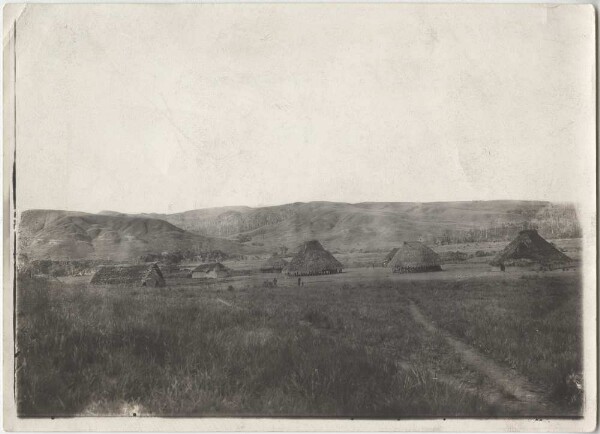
[408,272,583,412]
[17,277,496,417]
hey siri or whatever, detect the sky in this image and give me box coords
[12,4,595,214]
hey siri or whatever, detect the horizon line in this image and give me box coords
[16,198,575,216]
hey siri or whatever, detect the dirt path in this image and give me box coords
[394,360,527,414]
[408,300,558,415]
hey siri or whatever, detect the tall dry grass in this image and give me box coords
[17,277,495,417]
[410,273,583,412]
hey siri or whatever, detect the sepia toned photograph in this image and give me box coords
[3,3,597,431]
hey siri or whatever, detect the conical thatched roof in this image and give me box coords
[191,262,230,279]
[260,255,289,272]
[387,242,441,272]
[192,262,230,273]
[491,230,571,266]
[284,240,343,275]
[91,263,165,287]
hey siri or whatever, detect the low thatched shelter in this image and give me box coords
[382,248,399,266]
[490,229,571,267]
[91,263,165,287]
[387,242,442,273]
[284,240,343,276]
[191,262,230,279]
[260,255,289,273]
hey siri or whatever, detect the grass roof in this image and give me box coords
[284,240,343,274]
[387,242,441,269]
[491,230,571,265]
[261,255,289,270]
[192,263,230,273]
[90,263,165,286]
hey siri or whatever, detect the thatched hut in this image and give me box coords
[284,240,343,276]
[382,248,399,266]
[387,242,442,273]
[91,263,165,287]
[490,229,571,267]
[260,255,289,273]
[191,262,230,279]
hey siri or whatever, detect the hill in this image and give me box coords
[135,200,581,252]
[20,201,581,260]
[18,210,244,261]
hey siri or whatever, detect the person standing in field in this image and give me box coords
[298,277,301,286]
[500,263,505,272]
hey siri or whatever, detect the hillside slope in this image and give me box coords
[137,201,581,252]
[20,201,580,260]
[18,210,244,261]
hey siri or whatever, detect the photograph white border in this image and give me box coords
[2,2,597,431]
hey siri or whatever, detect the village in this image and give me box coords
[76,228,577,290]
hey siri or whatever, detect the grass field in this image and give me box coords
[16,262,582,417]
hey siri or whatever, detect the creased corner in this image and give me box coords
[3,4,27,49]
